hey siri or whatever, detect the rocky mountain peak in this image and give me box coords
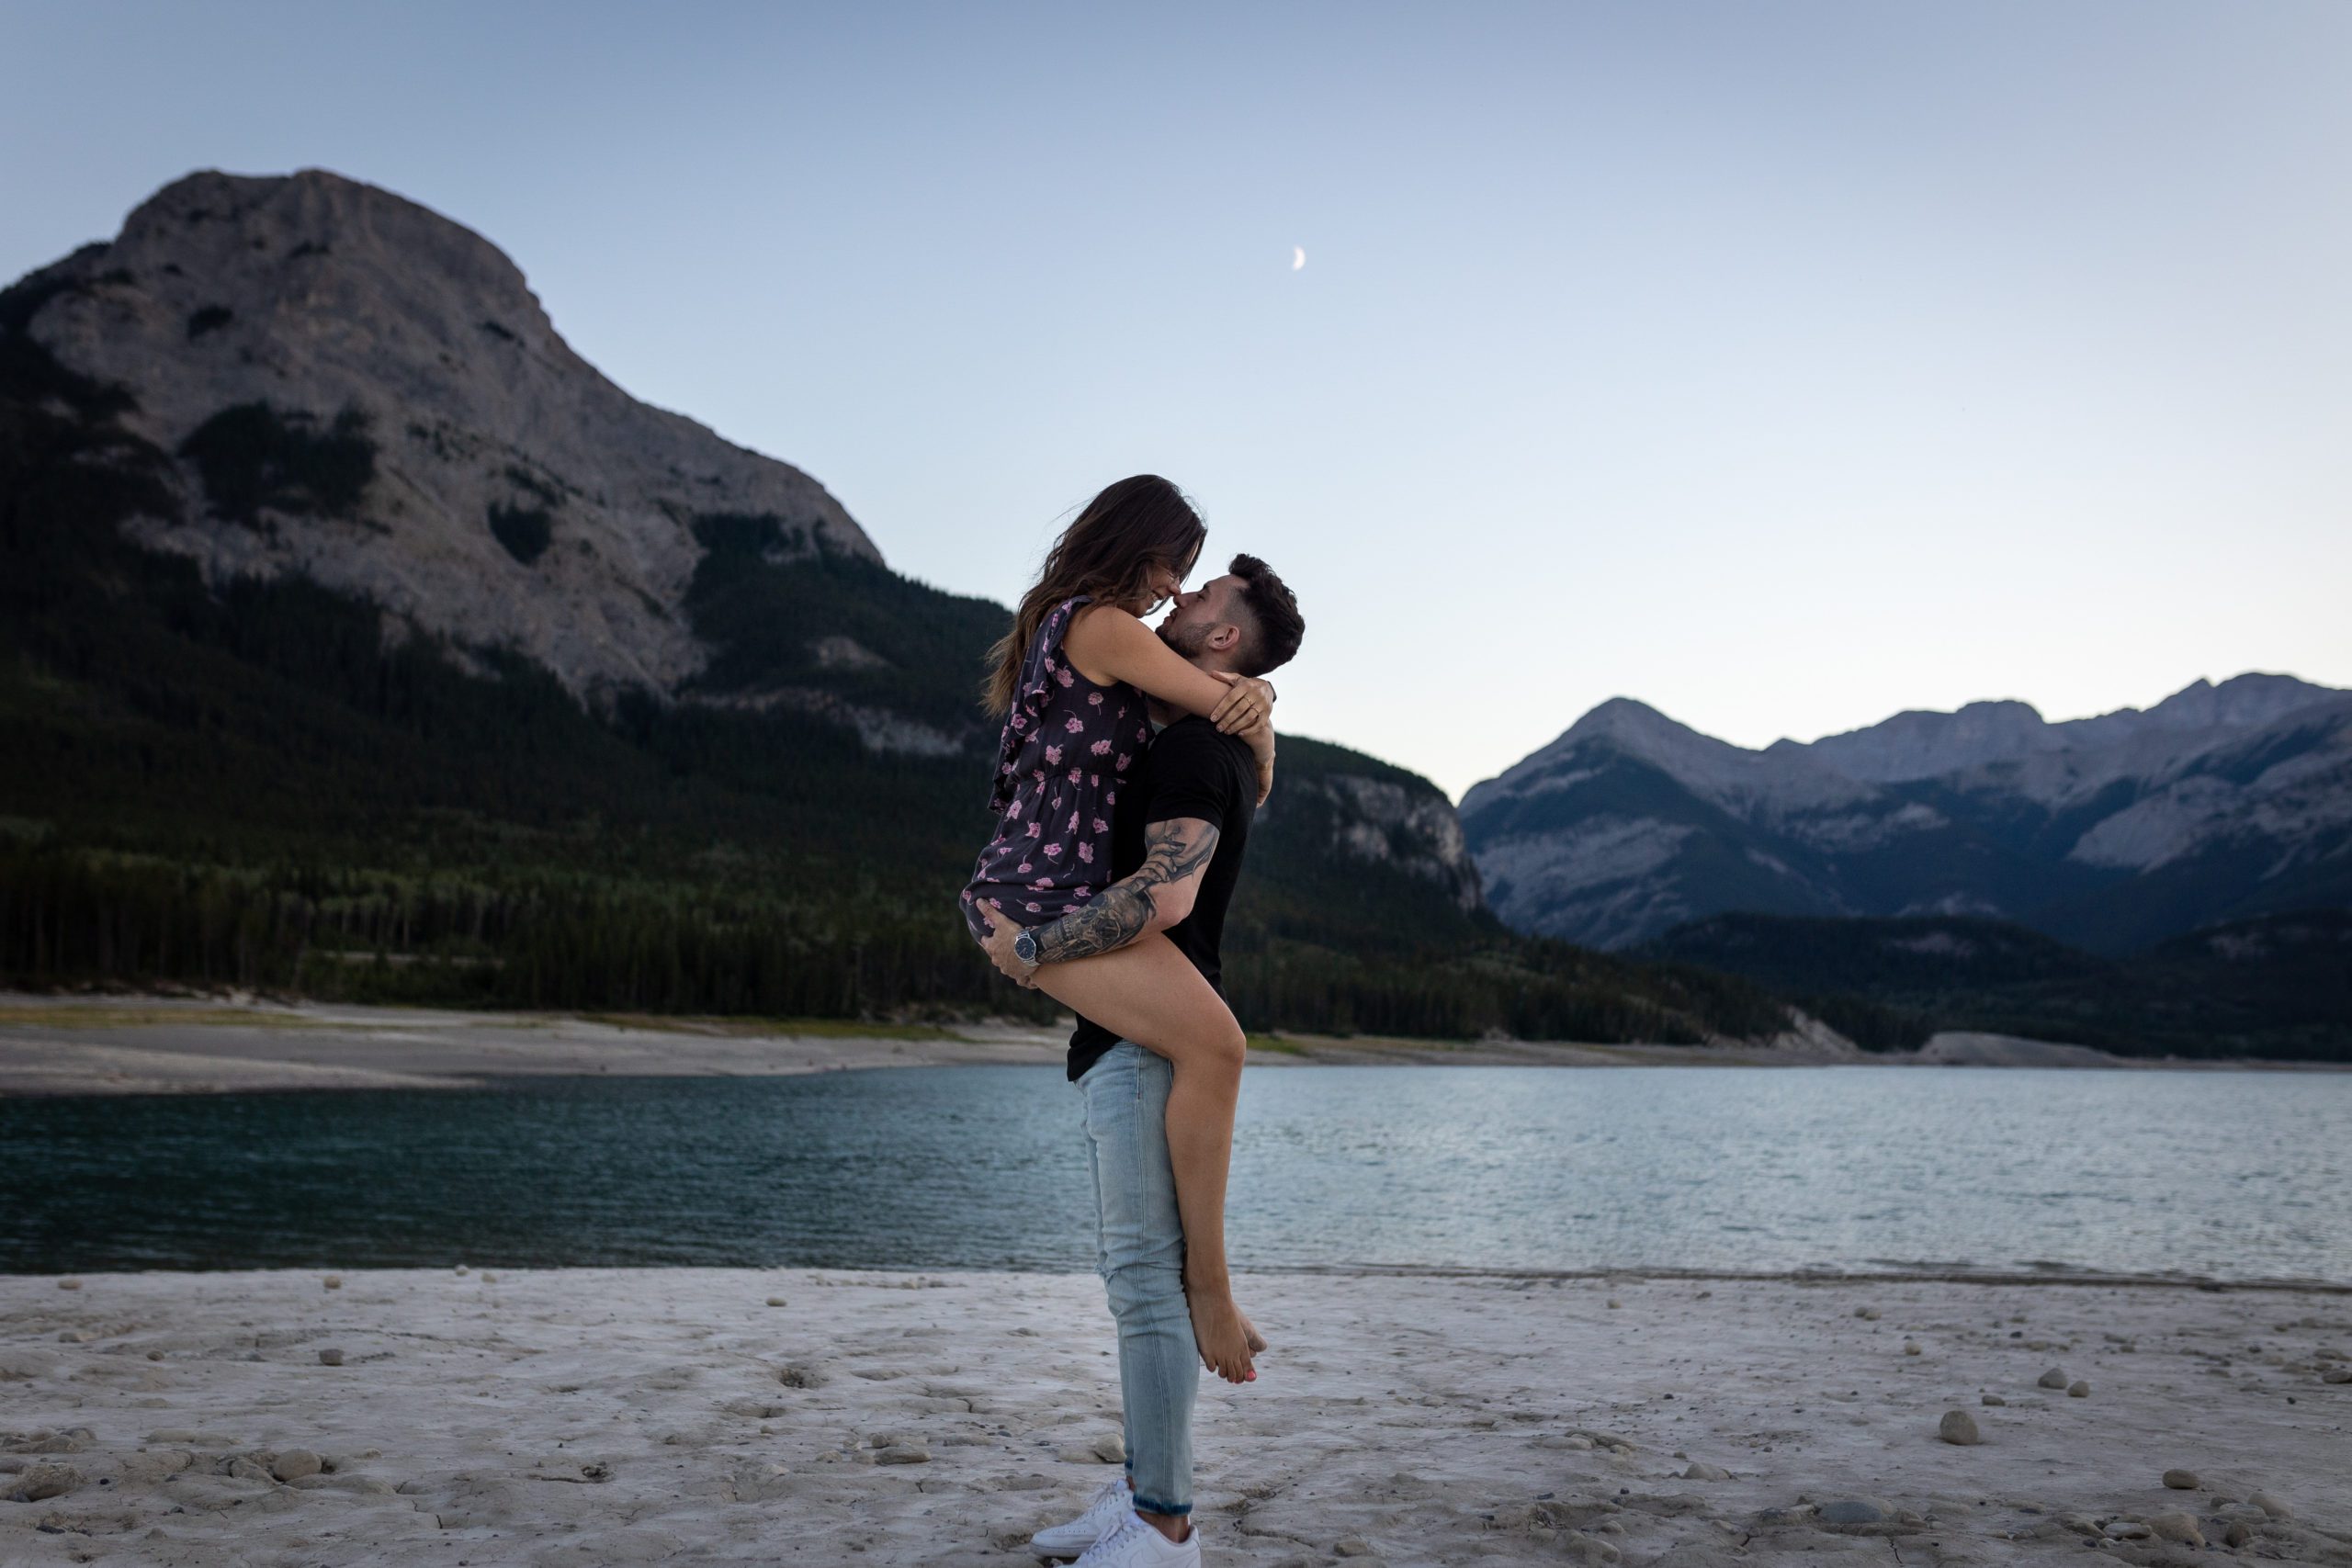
[21,166,876,712]
[1792,674,2342,784]
[1794,696,2056,784]
[2133,672,2335,732]
[1479,694,1873,824]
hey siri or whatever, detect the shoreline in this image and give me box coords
[2,989,2342,1099]
[12,1259,2350,1294]
[4,1265,2346,1565]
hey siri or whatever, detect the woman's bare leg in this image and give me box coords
[1026,934,1266,1382]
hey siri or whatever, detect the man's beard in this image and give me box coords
[1159,620,1214,660]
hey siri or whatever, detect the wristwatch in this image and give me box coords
[1013,930,1041,967]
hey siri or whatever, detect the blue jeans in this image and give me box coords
[1078,1040,1197,1517]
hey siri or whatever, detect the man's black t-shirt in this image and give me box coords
[1067,716,1257,1082]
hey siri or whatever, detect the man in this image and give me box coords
[978,554,1305,1567]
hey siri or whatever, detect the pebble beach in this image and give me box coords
[4,1267,2348,1566]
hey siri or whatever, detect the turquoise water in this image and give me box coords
[4,1066,2346,1281]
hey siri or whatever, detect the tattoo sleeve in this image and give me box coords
[1028,818,1221,964]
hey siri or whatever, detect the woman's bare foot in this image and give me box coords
[1186,1287,1258,1382]
[1238,1306,1268,1355]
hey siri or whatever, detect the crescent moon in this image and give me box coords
[1292,246,1306,271]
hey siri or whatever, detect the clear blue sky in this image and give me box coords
[6,1,2346,797]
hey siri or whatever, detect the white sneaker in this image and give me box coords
[1071,1509,1203,1566]
[1029,1476,1136,1559]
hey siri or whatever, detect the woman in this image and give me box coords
[962,474,1273,1386]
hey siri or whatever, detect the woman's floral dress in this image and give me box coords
[961,594,1152,944]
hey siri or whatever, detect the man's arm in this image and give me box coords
[978,817,1219,982]
[1035,816,1219,961]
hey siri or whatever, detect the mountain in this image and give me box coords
[1,166,1780,1045]
[1461,677,2352,953]
[1789,674,2331,784]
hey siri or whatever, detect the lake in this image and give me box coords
[5,1066,2346,1282]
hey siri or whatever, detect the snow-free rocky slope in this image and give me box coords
[1,166,1483,938]
[25,169,894,716]
[1462,675,2352,953]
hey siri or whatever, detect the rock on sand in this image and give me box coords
[269,1449,322,1482]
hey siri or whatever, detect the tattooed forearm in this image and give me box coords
[1029,819,1221,964]
[1029,884,1155,963]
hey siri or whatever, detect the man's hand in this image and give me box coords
[977,912,1040,988]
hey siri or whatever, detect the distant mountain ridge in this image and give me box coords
[1461,674,2352,953]
[1785,672,2333,784]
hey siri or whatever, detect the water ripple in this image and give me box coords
[1,1065,2345,1280]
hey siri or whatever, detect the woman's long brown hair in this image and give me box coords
[982,475,1206,713]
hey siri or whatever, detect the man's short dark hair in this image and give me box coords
[1226,553,1304,677]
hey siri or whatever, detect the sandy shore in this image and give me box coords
[6,991,2332,1097]
[0,993,1077,1097]
[2,1268,2346,1565]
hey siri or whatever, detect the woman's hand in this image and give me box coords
[1207,671,1275,738]
[1241,715,1277,806]
[1206,671,1279,803]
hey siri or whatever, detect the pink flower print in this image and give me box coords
[1090,739,1113,756]
[1106,789,1117,805]
[1068,812,1080,833]
[1089,692,1104,707]
[1032,769,1046,784]
[1026,901,1042,913]
[1089,773,1100,787]
[1064,715,1085,734]
[1044,843,1063,859]
[1032,876,1053,890]
[1073,885,1091,898]
[1052,795,1065,810]
[1044,744,1063,765]
[987,897,1004,910]
[1115,753,1133,772]
[1025,821,1042,839]
[1092,818,1110,834]
[1016,862,1033,874]
[1006,799,1023,819]
[1077,841,1094,864]
[1056,666,1075,688]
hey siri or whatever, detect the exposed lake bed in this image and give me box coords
[4,991,2344,1101]
[3,1267,2347,1567]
